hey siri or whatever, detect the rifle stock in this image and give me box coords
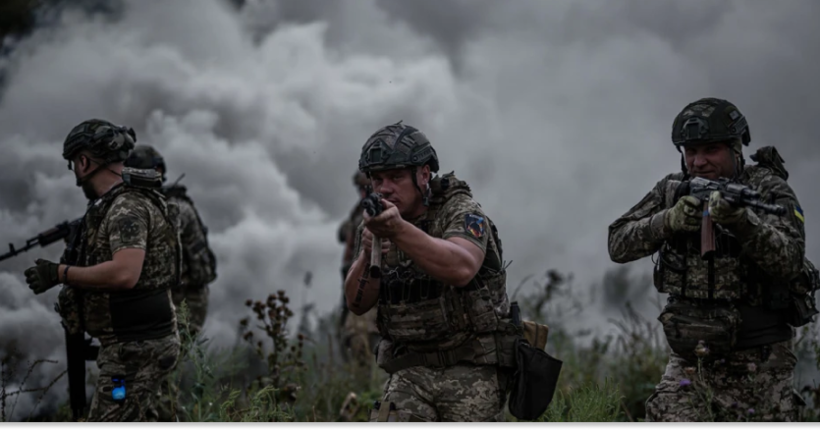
[370,235,382,278]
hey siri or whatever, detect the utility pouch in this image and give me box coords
[507,338,563,421]
[659,296,740,362]
[787,292,819,328]
[787,260,819,327]
[521,320,549,350]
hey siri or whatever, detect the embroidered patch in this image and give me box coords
[464,213,485,239]
[795,205,804,223]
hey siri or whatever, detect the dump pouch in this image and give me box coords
[508,338,562,421]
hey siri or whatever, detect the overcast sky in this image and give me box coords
[1,0,818,419]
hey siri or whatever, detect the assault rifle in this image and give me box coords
[57,218,99,422]
[360,192,384,278]
[63,328,99,421]
[688,177,786,258]
[0,217,83,262]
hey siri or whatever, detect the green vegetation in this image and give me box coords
[2,267,819,422]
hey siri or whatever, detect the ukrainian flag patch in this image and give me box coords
[794,205,804,223]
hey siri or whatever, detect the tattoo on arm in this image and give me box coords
[353,276,368,306]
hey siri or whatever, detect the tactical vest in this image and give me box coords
[654,148,815,309]
[375,173,511,367]
[653,147,817,355]
[58,181,180,346]
[164,185,217,286]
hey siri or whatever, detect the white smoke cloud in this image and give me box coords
[1,0,818,420]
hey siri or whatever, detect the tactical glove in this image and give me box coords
[664,196,702,232]
[708,191,746,225]
[24,258,61,294]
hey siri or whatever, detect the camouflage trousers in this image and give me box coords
[341,307,379,370]
[88,334,181,422]
[171,284,209,337]
[370,364,507,422]
[646,340,798,422]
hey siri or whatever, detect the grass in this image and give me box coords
[2,266,819,422]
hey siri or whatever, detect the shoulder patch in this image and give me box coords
[464,213,485,239]
[795,205,805,223]
[115,215,143,243]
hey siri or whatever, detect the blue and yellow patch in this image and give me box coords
[794,205,804,223]
[464,213,485,239]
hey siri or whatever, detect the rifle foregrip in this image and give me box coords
[369,235,382,278]
[701,202,716,258]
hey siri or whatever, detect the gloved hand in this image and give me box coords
[708,191,746,225]
[24,258,61,294]
[664,196,702,232]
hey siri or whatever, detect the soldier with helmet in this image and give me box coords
[125,144,218,338]
[344,121,514,421]
[24,119,181,421]
[337,170,380,370]
[608,98,817,421]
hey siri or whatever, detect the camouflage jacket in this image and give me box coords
[164,185,217,288]
[60,182,181,346]
[608,164,805,304]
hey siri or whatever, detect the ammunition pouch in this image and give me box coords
[659,296,740,362]
[508,337,563,421]
[56,285,84,335]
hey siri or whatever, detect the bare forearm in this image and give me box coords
[391,221,477,287]
[344,252,380,315]
[60,261,136,290]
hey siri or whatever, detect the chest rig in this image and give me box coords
[376,173,510,355]
[653,172,752,303]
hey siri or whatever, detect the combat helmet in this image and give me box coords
[62,119,136,165]
[125,144,167,182]
[358,121,439,205]
[671,98,750,149]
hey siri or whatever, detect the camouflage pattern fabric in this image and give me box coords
[645,340,797,422]
[87,334,180,422]
[608,165,805,303]
[609,161,806,422]
[370,364,506,422]
[341,306,379,369]
[338,198,378,369]
[76,184,180,345]
[168,192,214,337]
[353,173,510,420]
[172,190,216,288]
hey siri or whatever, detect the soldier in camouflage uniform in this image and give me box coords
[125,145,217,337]
[344,122,514,422]
[608,98,817,421]
[337,171,379,369]
[24,120,181,422]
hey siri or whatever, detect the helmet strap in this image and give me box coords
[410,167,430,207]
